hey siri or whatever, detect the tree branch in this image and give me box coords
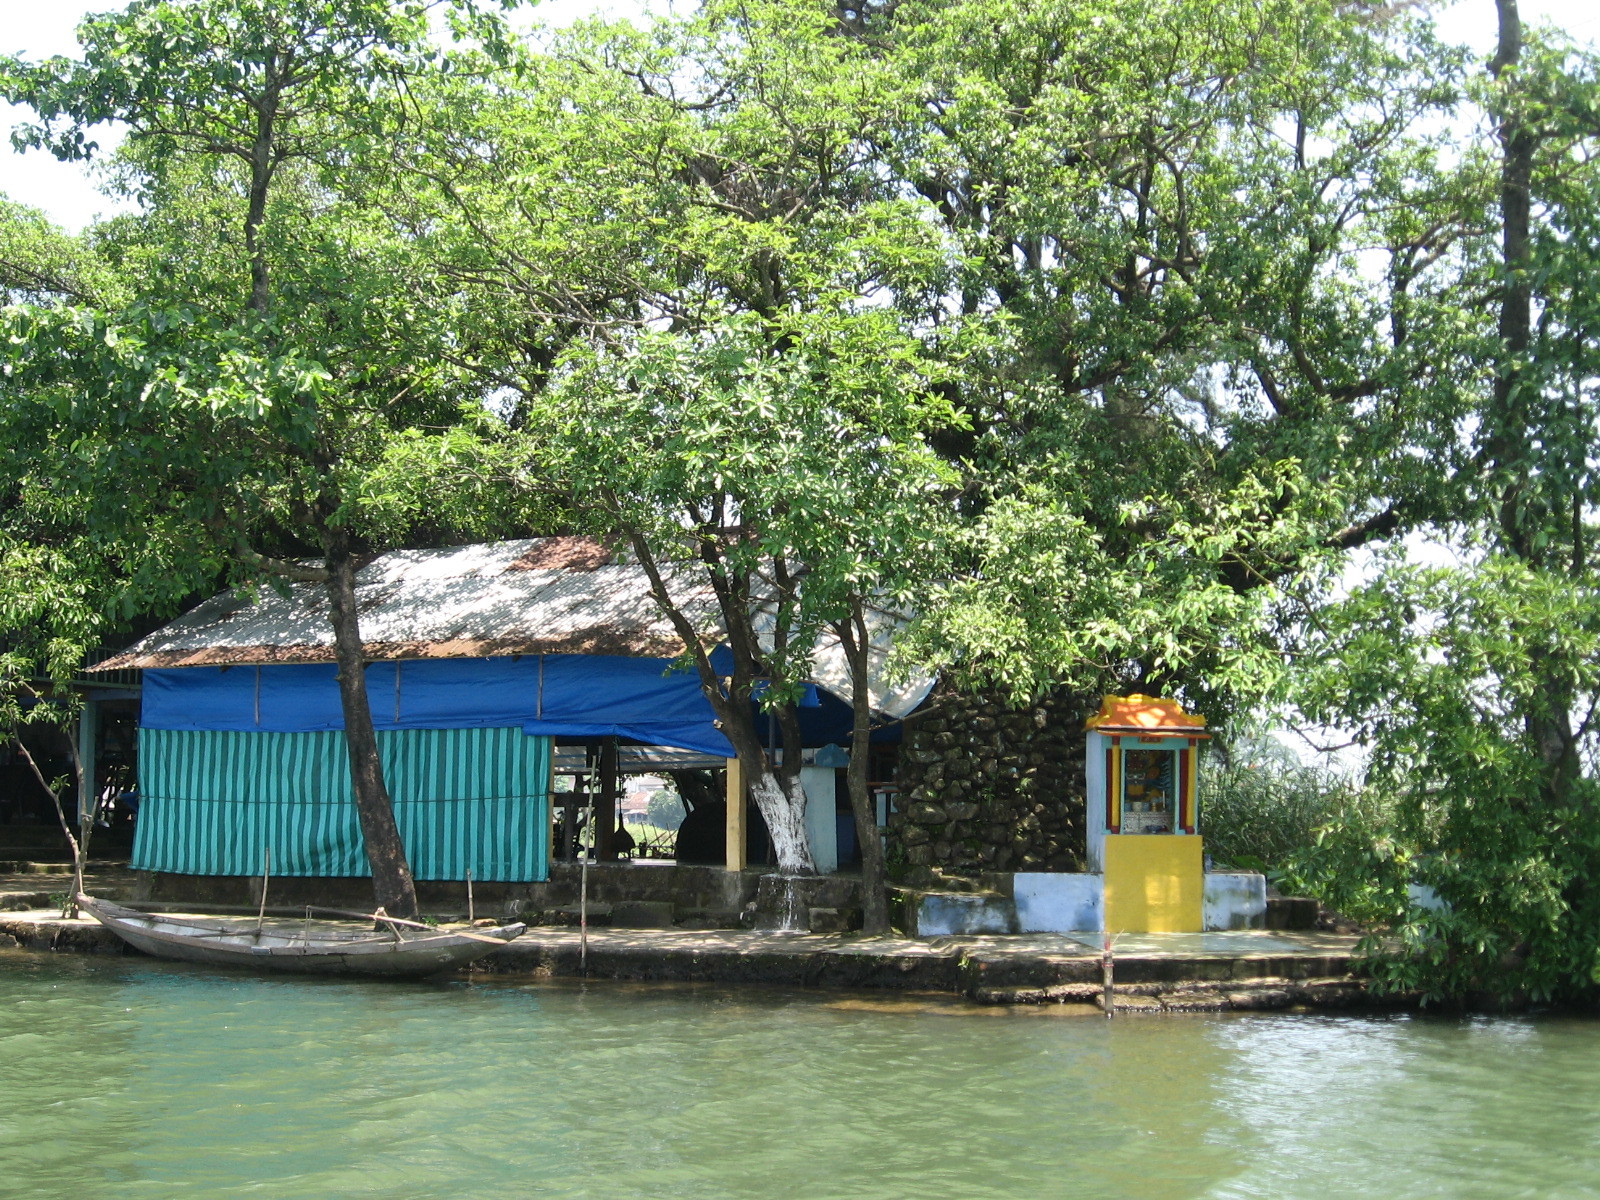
[236,540,328,583]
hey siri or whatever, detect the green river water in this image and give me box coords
[1,953,1596,1200]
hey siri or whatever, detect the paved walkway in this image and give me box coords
[470,924,1365,994]
[0,875,1381,1011]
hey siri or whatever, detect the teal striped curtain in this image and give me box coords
[133,727,551,882]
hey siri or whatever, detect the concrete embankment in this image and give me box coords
[0,907,1389,1012]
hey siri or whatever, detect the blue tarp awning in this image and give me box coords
[139,654,856,758]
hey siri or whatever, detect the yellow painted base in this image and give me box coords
[1103,835,1204,933]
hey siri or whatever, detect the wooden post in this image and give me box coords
[724,756,746,872]
[543,742,557,870]
[255,847,272,938]
[1102,936,1115,1019]
[594,740,619,861]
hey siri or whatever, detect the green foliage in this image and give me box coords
[0,195,121,305]
[1274,800,1416,932]
[0,0,516,700]
[1199,755,1366,874]
[399,0,1487,736]
[3,0,1599,996]
[1297,557,1600,1003]
[644,790,686,831]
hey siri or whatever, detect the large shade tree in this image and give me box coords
[0,0,511,918]
[1295,2,1600,1003]
[383,0,1479,882]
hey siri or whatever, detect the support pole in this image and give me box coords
[595,738,619,862]
[562,761,587,863]
[76,699,99,826]
[724,757,746,872]
[580,796,593,976]
[256,847,272,939]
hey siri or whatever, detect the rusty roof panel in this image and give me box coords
[506,536,616,572]
[91,539,718,671]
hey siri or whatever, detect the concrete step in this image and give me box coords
[0,888,129,912]
[673,908,746,931]
[536,904,614,927]
[1266,896,1320,930]
[610,900,676,929]
[0,861,74,874]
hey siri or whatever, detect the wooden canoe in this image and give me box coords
[76,894,525,978]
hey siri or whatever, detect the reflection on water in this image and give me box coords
[1,952,1598,1200]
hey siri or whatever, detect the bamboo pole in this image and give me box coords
[580,797,594,975]
[466,868,475,924]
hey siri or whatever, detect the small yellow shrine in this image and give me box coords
[1085,695,1210,933]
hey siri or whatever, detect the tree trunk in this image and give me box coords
[625,530,815,874]
[714,693,815,874]
[668,768,720,812]
[1490,0,1582,806]
[840,604,890,935]
[323,527,419,919]
[1490,0,1538,561]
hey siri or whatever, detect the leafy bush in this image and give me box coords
[644,789,687,830]
[1295,560,1600,1004]
[1274,804,1416,929]
[1199,757,1365,873]
[1202,756,1421,936]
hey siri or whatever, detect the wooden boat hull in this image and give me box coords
[77,895,525,977]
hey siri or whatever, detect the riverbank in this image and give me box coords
[0,905,1389,1012]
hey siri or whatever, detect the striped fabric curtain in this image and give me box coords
[132,727,551,882]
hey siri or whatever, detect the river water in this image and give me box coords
[2,953,1596,1200]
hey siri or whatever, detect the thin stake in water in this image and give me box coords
[580,798,594,976]
[255,846,272,938]
[1102,935,1115,1019]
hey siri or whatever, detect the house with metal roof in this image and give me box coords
[93,538,929,891]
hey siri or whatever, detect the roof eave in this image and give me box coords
[89,632,699,672]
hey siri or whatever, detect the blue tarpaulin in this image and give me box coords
[140,655,839,757]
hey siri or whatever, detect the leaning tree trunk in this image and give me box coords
[324,526,419,919]
[840,603,890,934]
[624,529,815,873]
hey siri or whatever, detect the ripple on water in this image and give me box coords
[1,956,1598,1200]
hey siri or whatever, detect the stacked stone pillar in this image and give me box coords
[889,686,1088,880]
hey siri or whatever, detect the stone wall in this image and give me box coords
[890,687,1089,879]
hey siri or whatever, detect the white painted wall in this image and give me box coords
[1202,873,1267,930]
[1408,883,1447,913]
[1014,872,1104,933]
[1085,731,1108,871]
[914,892,1018,936]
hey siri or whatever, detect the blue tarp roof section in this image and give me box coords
[138,654,877,758]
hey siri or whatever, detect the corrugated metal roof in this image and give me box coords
[92,538,720,670]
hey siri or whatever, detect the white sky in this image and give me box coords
[3,0,1598,230]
